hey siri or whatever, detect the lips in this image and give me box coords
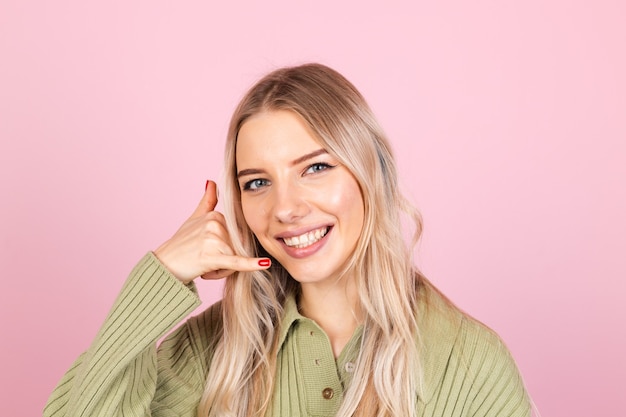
[282,227,329,248]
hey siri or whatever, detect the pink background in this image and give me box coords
[1,1,624,416]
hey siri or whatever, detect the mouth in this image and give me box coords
[281,226,330,249]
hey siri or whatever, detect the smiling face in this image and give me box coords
[236,110,365,288]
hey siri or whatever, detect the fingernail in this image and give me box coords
[205,180,209,191]
[258,258,271,267]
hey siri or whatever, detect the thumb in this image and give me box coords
[191,180,218,217]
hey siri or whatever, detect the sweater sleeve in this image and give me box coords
[43,252,203,417]
[462,319,531,417]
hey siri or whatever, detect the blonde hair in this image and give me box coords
[197,63,424,417]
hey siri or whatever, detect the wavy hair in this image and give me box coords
[197,63,424,417]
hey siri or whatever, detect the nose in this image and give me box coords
[270,181,309,224]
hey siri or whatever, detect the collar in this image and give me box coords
[274,285,463,405]
[277,293,305,350]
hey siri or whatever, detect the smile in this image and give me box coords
[282,227,329,248]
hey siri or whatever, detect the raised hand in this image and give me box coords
[154,180,271,284]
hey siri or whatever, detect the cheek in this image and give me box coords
[327,179,365,225]
[241,198,268,239]
[240,200,258,232]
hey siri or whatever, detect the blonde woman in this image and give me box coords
[44,63,531,417]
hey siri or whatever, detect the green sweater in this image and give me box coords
[44,253,531,417]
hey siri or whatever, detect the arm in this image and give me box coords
[43,253,202,417]
[44,181,270,417]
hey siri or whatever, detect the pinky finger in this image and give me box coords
[200,269,235,280]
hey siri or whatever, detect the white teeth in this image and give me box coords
[283,227,328,248]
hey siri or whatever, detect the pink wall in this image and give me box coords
[1,1,624,416]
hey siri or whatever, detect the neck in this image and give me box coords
[298,276,363,357]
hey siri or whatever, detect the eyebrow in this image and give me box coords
[237,149,329,178]
[291,149,328,166]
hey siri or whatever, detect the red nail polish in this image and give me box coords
[258,259,271,267]
[205,180,209,191]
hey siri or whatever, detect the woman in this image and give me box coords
[44,63,531,417]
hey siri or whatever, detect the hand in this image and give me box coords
[154,180,271,284]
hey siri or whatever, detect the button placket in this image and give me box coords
[296,321,343,415]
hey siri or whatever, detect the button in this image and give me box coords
[344,362,355,373]
[322,387,334,399]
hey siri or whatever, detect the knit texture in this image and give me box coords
[44,253,531,417]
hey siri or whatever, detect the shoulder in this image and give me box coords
[417,281,531,415]
[185,300,225,348]
[417,280,517,366]
[157,300,224,380]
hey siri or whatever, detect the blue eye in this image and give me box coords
[243,178,269,191]
[304,162,333,175]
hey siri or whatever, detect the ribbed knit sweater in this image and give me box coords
[44,252,531,417]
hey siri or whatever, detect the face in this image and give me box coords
[236,110,365,289]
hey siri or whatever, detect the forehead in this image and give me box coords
[236,110,323,166]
